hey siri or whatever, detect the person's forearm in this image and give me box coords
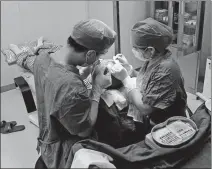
[89,89,102,126]
[89,100,99,126]
[77,93,100,138]
[128,89,154,116]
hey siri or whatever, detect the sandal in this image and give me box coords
[0,120,17,128]
[1,121,25,134]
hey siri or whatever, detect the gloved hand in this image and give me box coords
[113,54,129,65]
[110,63,129,82]
[113,54,133,75]
[78,59,102,82]
[78,65,93,80]
[91,64,112,102]
[111,63,137,95]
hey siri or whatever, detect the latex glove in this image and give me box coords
[113,54,133,75]
[111,63,137,94]
[78,59,102,80]
[78,65,93,80]
[110,63,129,82]
[113,53,129,65]
[91,64,112,102]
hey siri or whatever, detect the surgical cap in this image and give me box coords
[71,19,117,53]
[131,18,173,52]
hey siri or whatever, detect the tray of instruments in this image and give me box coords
[151,116,198,148]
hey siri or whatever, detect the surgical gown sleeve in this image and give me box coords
[142,67,177,110]
[58,86,92,135]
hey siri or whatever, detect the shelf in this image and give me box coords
[151,1,204,95]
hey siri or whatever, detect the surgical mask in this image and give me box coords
[132,48,149,62]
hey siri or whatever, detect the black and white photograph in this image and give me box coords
[1,1,211,168]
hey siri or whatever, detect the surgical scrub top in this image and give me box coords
[130,50,187,124]
[33,52,94,168]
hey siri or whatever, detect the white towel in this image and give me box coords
[127,104,144,123]
[71,148,116,168]
[101,89,128,110]
[101,77,137,111]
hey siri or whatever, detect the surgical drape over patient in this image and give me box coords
[131,18,173,52]
[71,19,117,52]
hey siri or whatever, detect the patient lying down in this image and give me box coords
[83,59,138,111]
[87,60,145,148]
[83,59,130,110]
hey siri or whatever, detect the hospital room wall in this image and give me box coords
[87,1,115,60]
[119,1,150,69]
[1,1,89,87]
[1,1,116,87]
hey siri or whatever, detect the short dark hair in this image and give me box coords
[67,36,104,56]
[67,36,88,53]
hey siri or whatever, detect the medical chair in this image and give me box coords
[14,74,197,169]
[14,65,209,168]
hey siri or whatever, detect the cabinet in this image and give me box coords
[149,1,205,94]
[202,58,211,99]
[113,1,205,94]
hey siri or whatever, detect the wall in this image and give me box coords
[1,1,89,48]
[1,1,89,86]
[119,1,150,69]
[1,1,116,87]
[199,1,211,78]
[87,1,115,59]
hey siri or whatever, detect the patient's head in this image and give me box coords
[97,59,123,90]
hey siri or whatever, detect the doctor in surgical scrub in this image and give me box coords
[111,18,187,129]
[9,19,117,168]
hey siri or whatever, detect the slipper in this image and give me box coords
[0,120,17,128]
[1,122,25,134]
